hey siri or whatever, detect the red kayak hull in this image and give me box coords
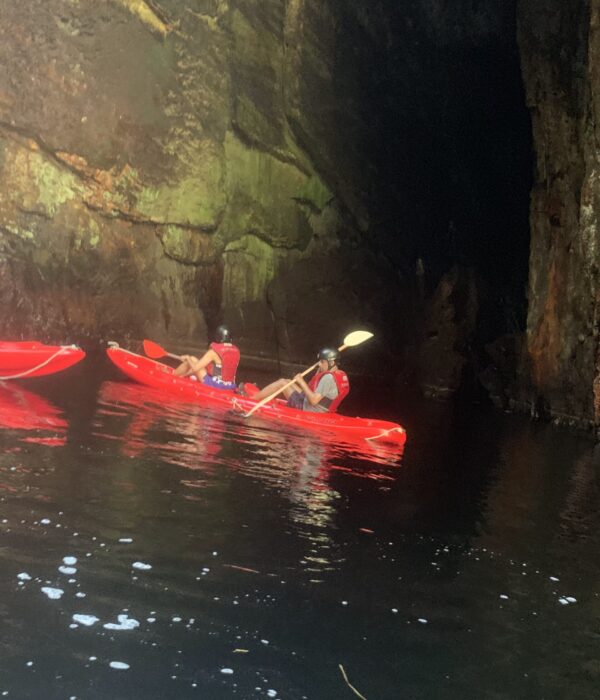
[106,346,407,447]
[0,342,86,378]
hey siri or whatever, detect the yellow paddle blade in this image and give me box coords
[341,330,374,348]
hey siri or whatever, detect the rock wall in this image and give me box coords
[517,0,600,426]
[0,0,401,365]
[0,0,538,397]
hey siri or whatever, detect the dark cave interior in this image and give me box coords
[340,0,533,345]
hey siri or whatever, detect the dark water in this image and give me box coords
[1,364,600,700]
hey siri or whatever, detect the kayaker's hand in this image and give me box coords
[294,373,307,388]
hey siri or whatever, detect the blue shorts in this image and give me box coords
[287,391,305,409]
[201,375,236,391]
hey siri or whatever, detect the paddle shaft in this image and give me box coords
[143,339,185,362]
[244,342,350,418]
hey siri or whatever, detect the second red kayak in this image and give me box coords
[0,342,86,379]
[106,345,407,447]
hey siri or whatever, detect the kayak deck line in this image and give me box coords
[365,426,406,442]
[0,342,86,379]
[105,344,407,448]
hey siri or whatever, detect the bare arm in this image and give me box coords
[189,348,220,373]
[293,374,323,406]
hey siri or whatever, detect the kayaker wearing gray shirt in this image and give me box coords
[249,348,350,413]
[293,370,338,413]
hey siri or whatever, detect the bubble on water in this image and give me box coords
[26,661,33,667]
[59,566,77,575]
[40,519,51,525]
[267,691,277,698]
[17,573,32,581]
[500,594,509,600]
[75,592,86,598]
[41,587,64,600]
[147,617,156,623]
[119,538,133,543]
[63,556,77,566]
[109,661,130,670]
[73,614,99,627]
[220,668,234,674]
[558,596,577,605]
[89,656,97,661]
[103,614,140,631]
[172,617,182,623]
[550,576,559,582]
[418,618,428,624]
[132,562,152,571]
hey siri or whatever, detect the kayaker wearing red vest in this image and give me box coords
[174,325,241,390]
[250,348,350,412]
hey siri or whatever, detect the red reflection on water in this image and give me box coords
[21,436,67,446]
[97,381,226,471]
[95,380,404,489]
[0,382,67,446]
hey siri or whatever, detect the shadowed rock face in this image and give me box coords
[517,0,599,426]
[0,1,534,397]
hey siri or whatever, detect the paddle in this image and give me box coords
[243,330,373,418]
[143,339,184,362]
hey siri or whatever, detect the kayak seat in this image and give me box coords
[237,382,259,397]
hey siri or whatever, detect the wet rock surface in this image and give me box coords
[0,0,544,413]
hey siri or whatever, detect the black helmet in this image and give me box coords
[317,347,339,365]
[214,325,232,343]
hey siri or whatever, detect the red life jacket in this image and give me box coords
[208,342,240,382]
[308,369,350,412]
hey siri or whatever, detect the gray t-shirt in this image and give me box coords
[303,374,338,413]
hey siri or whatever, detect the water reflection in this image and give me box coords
[96,381,225,474]
[95,380,404,482]
[559,441,600,541]
[94,380,405,576]
[0,382,67,446]
[3,373,600,699]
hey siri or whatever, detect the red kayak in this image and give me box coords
[0,342,86,379]
[106,345,407,447]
